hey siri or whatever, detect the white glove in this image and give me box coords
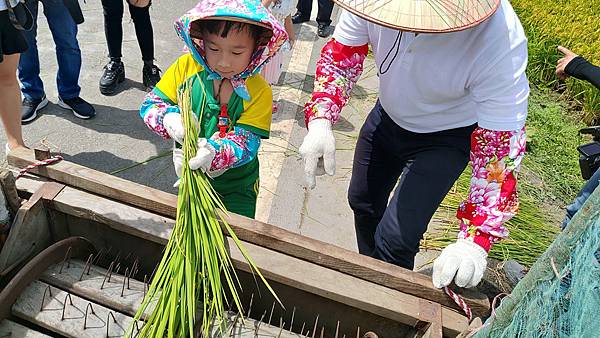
[432,239,488,289]
[172,139,216,187]
[163,113,200,145]
[298,119,336,189]
[163,113,185,145]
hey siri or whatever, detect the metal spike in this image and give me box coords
[121,268,129,297]
[311,314,320,338]
[335,321,340,338]
[247,293,254,318]
[101,261,115,289]
[343,335,346,338]
[356,326,360,338]
[228,312,241,336]
[40,285,53,311]
[92,247,105,266]
[277,318,285,338]
[106,311,117,337]
[254,310,266,337]
[268,301,276,326]
[79,254,94,281]
[84,303,95,329]
[289,307,296,331]
[61,293,74,320]
[320,326,324,338]
[114,262,121,275]
[143,274,148,297]
[59,247,72,273]
[300,322,306,336]
[304,331,311,338]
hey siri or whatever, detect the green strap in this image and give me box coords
[198,71,244,138]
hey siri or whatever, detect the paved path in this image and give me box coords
[2,0,440,268]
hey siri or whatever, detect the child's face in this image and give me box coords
[203,28,256,79]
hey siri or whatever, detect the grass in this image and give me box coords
[511,0,600,122]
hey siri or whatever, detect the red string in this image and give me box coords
[15,155,64,180]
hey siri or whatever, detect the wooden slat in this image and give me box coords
[13,280,139,338]
[0,319,52,337]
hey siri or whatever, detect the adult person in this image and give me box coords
[1,0,28,152]
[291,0,333,38]
[19,0,95,123]
[299,0,529,289]
[555,46,600,229]
[99,0,161,95]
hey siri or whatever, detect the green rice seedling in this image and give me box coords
[128,76,280,337]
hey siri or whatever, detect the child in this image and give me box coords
[260,0,296,89]
[140,0,287,218]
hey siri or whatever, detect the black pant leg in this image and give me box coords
[128,1,154,62]
[316,0,334,26]
[102,0,124,59]
[348,102,404,256]
[295,0,313,18]
[372,124,475,269]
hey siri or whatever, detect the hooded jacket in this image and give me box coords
[140,0,287,195]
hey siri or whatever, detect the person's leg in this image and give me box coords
[17,0,45,101]
[315,0,334,26]
[562,167,600,229]
[372,124,475,269]
[128,1,154,63]
[128,1,161,89]
[348,102,405,256]
[42,0,81,100]
[102,0,125,60]
[0,54,25,149]
[292,0,312,22]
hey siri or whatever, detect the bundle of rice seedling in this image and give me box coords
[129,77,280,337]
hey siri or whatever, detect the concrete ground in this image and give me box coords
[2,1,440,268]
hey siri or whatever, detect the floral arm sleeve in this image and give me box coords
[457,127,527,252]
[139,91,181,139]
[304,39,369,126]
[206,126,261,174]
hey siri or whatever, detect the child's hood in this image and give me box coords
[175,0,288,101]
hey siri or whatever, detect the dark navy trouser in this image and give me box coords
[348,101,476,269]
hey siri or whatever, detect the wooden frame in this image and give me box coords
[8,148,487,336]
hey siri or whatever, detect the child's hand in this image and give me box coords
[189,138,216,172]
[164,113,199,144]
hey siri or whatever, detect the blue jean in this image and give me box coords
[18,0,81,100]
[561,167,600,229]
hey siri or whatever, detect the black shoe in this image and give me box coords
[292,12,309,24]
[99,60,125,96]
[317,24,332,38]
[143,64,162,90]
[21,95,49,123]
[58,96,96,119]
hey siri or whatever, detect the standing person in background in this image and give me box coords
[99,0,161,95]
[18,0,95,123]
[555,45,600,229]
[291,0,334,38]
[0,0,29,152]
[261,0,296,112]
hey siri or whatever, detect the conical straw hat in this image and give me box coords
[334,0,501,33]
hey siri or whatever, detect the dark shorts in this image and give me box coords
[0,10,28,63]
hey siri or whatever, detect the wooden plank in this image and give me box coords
[8,148,177,218]
[8,150,489,317]
[0,193,50,275]
[0,319,52,338]
[0,170,22,215]
[12,280,140,338]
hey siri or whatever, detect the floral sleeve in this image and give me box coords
[139,91,181,139]
[457,126,527,251]
[206,126,261,176]
[304,39,368,126]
